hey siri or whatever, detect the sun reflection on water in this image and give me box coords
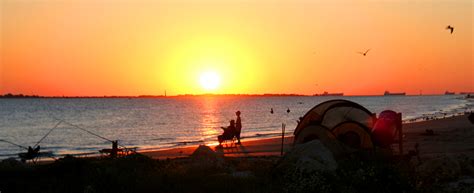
[198,97,221,144]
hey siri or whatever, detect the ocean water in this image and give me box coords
[0,95,472,159]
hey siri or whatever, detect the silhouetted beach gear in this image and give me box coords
[446,25,454,34]
[357,48,370,56]
[218,120,237,146]
[217,111,243,146]
[294,99,403,153]
[468,112,474,124]
[20,146,40,162]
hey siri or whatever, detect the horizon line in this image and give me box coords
[1,92,472,98]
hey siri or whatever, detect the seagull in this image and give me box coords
[446,25,454,34]
[357,49,370,56]
[286,108,290,114]
[270,108,274,114]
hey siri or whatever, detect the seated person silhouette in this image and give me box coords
[218,120,236,146]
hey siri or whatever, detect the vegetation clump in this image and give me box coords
[2,153,473,193]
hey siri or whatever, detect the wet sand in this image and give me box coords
[141,114,474,159]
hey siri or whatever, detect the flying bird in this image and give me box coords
[446,25,454,34]
[357,49,371,56]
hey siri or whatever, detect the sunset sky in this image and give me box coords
[1,0,472,96]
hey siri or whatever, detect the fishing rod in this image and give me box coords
[34,120,63,147]
[0,139,28,150]
[52,117,114,143]
[2,102,128,161]
[51,116,134,150]
[1,119,64,162]
[46,103,134,151]
[44,101,114,143]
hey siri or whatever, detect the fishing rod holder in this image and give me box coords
[99,140,137,158]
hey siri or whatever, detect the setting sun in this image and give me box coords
[1,0,472,96]
[199,71,220,91]
[2,1,474,192]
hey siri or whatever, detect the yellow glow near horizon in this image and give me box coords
[199,71,220,91]
[1,0,473,96]
[161,33,263,95]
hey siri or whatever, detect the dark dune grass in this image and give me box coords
[0,153,417,193]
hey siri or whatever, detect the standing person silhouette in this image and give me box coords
[235,111,242,144]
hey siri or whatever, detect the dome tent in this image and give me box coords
[294,99,377,149]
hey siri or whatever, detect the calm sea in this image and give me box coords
[0,95,472,159]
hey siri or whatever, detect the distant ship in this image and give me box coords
[444,91,455,95]
[314,91,344,96]
[384,91,406,96]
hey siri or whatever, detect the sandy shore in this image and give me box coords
[403,114,474,159]
[141,114,474,159]
[141,136,295,159]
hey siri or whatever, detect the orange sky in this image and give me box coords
[1,0,472,96]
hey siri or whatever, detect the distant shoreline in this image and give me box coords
[0,93,470,99]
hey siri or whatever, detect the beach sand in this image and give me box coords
[141,114,474,160]
[403,114,474,159]
[141,136,295,159]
